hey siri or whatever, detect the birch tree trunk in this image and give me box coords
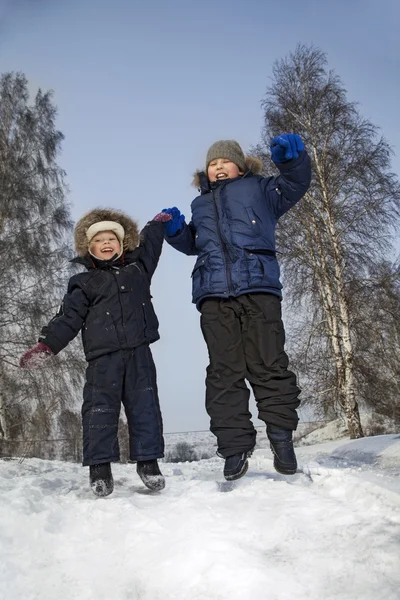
[0,393,10,440]
[312,148,364,437]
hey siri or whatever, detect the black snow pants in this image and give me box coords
[200,293,300,458]
[81,345,164,466]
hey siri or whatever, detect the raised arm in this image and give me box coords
[136,219,166,281]
[261,134,312,218]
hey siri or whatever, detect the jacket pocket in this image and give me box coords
[244,207,261,237]
[82,306,118,351]
[244,247,276,257]
[141,295,159,337]
[241,250,264,285]
[191,255,208,280]
[191,255,210,294]
[241,249,280,288]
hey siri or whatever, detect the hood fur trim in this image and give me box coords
[192,155,264,189]
[74,208,140,257]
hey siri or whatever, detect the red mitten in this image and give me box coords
[152,212,172,223]
[20,342,53,369]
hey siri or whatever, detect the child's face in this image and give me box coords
[207,158,243,182]
[89,230,121,259]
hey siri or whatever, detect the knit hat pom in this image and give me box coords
[206,140,246,172]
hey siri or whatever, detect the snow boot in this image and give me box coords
[136,459,165,491]
[267,425,297,475]
[89,462,114,497]
[223,451,249,481]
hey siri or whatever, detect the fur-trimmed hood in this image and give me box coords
[192,155,264,191]
[74,208,140,257]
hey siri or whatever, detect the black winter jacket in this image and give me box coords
[39,221,164,361]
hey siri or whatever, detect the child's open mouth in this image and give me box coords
[216,173,227,179]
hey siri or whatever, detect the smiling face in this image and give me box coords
[207,158,243,182]
[89,230,121,260]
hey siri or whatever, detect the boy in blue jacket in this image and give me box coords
[163,134,311,481]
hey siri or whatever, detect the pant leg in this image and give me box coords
[200,297,256,457]
[241,293,300,430]
[81,352,123,466]
[122,345,164,462]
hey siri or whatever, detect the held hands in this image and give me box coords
[152,212,173,223]
[20,342,53,369]
[270,134,304,164]
[161,207,185,236]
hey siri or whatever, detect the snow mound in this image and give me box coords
[296,418,348,445]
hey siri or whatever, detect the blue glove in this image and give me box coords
[270,134,304,163]
[161,207,185,236]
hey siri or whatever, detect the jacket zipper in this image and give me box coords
[212,186,233,295]
[133,262,149,336]
[112,266,128,346]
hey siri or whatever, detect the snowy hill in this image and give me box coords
[0,434,399,600]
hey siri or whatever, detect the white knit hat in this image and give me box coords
[86,220,125,259]
[86,220,125,244]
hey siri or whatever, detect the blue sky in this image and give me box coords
[1,0,399,432]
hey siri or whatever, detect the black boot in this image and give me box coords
[223,452,249,481]
[267,425,297,475]
[137,459,165,491]
[89,463,114,497]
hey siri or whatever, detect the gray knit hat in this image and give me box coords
[206,140,246,172]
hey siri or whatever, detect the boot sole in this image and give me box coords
[273,463,297,476]
[224,459,249,481]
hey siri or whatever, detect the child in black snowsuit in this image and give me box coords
[162,134,312,481]
[20,207,171,497]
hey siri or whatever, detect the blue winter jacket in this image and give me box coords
[166,151,311,309]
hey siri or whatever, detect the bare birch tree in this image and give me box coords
[255,46,400,438]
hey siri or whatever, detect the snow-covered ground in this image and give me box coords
[1,434,399,600]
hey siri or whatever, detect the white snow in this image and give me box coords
[1,434,400,600]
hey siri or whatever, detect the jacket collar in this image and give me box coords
[70,251,135,270]
[198,169,253,195]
